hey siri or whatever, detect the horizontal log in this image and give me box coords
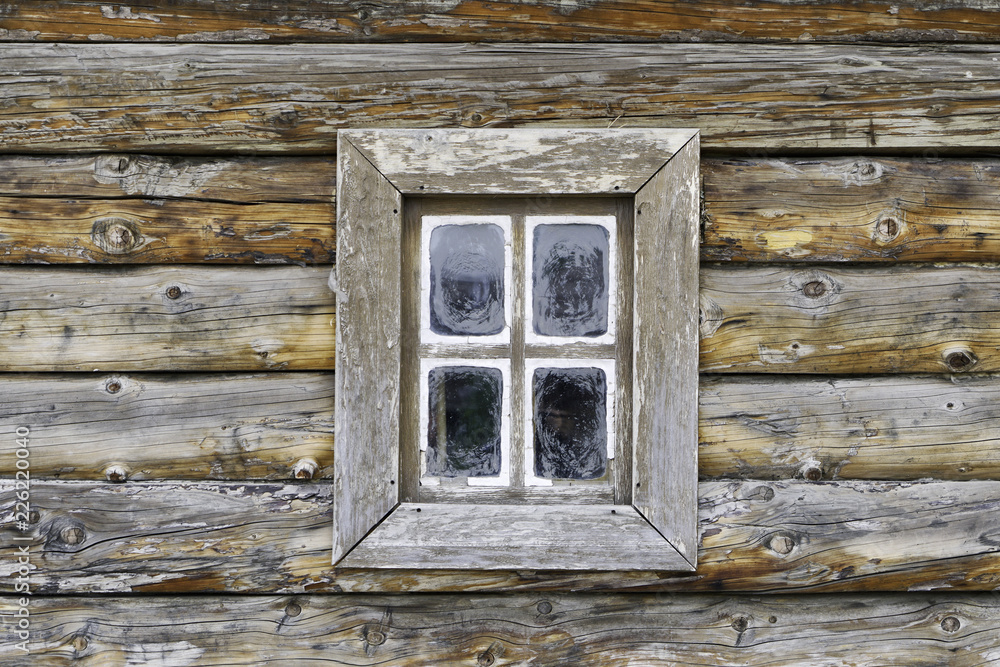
[0,266,335,371]
[0,373,333,480]
[701,264,1000,374]
[0,197,334,264]
[8,373,1000,483]
[700,375,1000,481]
[2,0,998,43]
[4,479,1000,594]
[6,155,1000,264]
[0,593,995,666]
[704,157,1000,262]
[3,44,1000,152]
[0,155,335,203]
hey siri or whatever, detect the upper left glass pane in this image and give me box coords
[422,216,512,345]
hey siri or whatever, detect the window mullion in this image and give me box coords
[510,212,526,489]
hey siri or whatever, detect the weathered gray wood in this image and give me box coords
[333,136,402,563]
[703,157,1000,263]
[4,44,1000,152]
[632,134,700,566]
[2,593,997,666]
[347,129,694,194]
[700,264,1000,374]
[5,0,1000,43]
[0,197,334,264]
[700,374,1000,481]
[342,503,692,570]
[0,373,333,480]
[0,154,335,203]
[9,479,1000,593]
[0,265,335,371]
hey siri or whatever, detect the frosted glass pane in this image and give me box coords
[532,367,607,480]
[532,224,609,337]
[427,366,502,477]
[429,224,505,336]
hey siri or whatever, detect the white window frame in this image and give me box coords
[334,128,700,572]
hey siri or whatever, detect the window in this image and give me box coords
[334,129,699,572]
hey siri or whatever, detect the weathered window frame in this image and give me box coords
[334,128,699,571]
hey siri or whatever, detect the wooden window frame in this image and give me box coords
[334,128,699,571]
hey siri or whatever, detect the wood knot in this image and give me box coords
[537,600,552,615]
[941,616,961,633]
[293,458,318,480]
[285,602,301,617]
[768,534,795,555]
[105,380,121,394]
[802,281,827,298]
[803,466,823,481]
[731,616,750,633]
[165,286,183,300]
[92,217,144,255]
[365,630,386,646]
[59,525,86,545]
[104,464,129,483]
[873,214,901,244]
[945,349,977,372]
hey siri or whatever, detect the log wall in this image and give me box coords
[3,3,1000,663]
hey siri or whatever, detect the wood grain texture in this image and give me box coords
[333,137,402,563]
[0,265,335,371]
[700,264,1000,374]
[342,503,691,571]
[8,479,1000,594]
[0,197,333,264]
[700,375,1000,481]
[633,135,700,565]
[4,44,1000,153]
[0,373,333,480]
[703,157,1000,263]
[1,593,998,667]
[0,154,335,203]
[3,0,1000,43]
[346,128,694,194]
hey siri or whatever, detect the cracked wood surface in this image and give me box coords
[0,593,996,666]
[3,0,1000,43]
[3,44,1000,153]
[4,480,1000,594]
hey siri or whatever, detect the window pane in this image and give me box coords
[430,224,505,336]
[427,366,503,477]
[533,367,607,480]
[532,223,609,337]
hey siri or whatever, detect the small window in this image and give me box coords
[334,128,700,572]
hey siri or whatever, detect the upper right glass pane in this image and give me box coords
[527,215,616,343]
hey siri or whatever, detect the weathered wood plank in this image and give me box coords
[701,264,1000,374]
[1,593,997,666]
[0,266,335,371]
[332,137,402,563]
[0,197,333,264]
[8,373,1000,483]
[0,155,335,203]
[6,480,1000,594]
[700,375,1000,481]
[3,0,1000,43]
[3,44,1000,152]
[0,373,333,480]
[703,157,1000,263]
[342,504,691,571]
[633,134,700,566]
[9,155,1000,265]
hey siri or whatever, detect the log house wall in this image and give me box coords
[3,2,1000,664]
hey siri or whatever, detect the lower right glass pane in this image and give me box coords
[532,367,607,480]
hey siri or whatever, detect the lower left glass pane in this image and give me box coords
[426,366,503,477]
